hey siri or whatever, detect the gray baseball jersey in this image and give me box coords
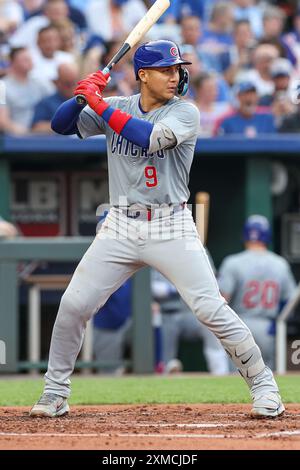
[218,249,296,319]
[77,94,200,205]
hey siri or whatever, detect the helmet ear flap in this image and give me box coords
[178,67,189,96]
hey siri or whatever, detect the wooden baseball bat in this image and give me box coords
[195,192,210,245]
[76,0,170,105]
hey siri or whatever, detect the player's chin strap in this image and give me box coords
[178,67,189,96]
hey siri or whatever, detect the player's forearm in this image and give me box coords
[51,98,84,135]
[100,106,154,149]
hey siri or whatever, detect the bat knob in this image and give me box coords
[75,95,87,106]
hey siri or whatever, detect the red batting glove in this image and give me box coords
[76,70,110,94]
[74,81,110,116]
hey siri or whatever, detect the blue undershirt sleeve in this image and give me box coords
[101,106,153,149]
[51,98,154,148]
[51,97,84,135]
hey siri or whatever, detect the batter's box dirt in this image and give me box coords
[0,404,299,450]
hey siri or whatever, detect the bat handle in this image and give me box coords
[75,94,88,105]
[75,66,112,106]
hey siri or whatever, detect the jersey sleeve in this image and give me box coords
[156,101,200,147]
[217,257,238,299]
[76,96,121,139]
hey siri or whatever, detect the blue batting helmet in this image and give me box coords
[243,215,271,244]
[133,40,191,95]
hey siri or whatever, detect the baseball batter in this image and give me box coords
[30,40,284,418]
[218,215,296,370]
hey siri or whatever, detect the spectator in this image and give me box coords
[10,0,71,48]
[0,27,10,78]
[260,58,296,127]
[64,0,87,32]
[218,215,296,370]
[151,0,205,23]
[200,2,235,73]
[80,39,105,79]
[261,5,296,66]
[93,279,132,374]
[283,8,300,69]
[181,45,231,102]
[0,46,51,135]
[0,215,18,239]
[152,270,229,375]
[85,0,147,42]
[54,17,80,61]
[237,43,280,99]
[66,0,91,12]
[232,0,263,38]
[260,58,294,105]
[225,19,257,86]
[214,81,276,137]
[0,0,23,35]
[179,15,219,72]
[31,25,75,86]
[20,1,45,20]
[193,72,230,136]
[31,61,79,133]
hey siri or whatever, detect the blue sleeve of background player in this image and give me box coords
[51,98,154,148]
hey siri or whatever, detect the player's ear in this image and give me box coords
[138,69,147,83]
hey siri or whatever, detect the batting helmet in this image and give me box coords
[243,215,271,244]
[133,40,191,96]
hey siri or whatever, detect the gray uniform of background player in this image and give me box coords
[152,270,229,375]
[218,250,296,370]
[43,93,279,400]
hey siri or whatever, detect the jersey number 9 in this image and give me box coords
[145,166,158,188]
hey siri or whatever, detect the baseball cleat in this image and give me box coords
[29,393,69,418]
[165,359,183,374]
[251,392,285,418]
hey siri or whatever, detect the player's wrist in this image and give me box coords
[89,95,110,115]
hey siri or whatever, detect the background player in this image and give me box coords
[152,269,229,375]
[218,214,297,371]
[30,40,284,419]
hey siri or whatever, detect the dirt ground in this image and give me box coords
[0,404,299,450]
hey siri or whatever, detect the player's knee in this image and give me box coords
[58,290,92,326]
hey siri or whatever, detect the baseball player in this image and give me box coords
[218,215,297,371]
[30,40,284,418]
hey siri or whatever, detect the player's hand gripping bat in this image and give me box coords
[75,0,170,105]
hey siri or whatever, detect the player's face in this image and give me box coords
[142,65,180,101]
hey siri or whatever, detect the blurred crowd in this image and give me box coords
[1,0,300,137]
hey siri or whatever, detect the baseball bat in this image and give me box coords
[195,192,210,245]
[76,0,170,105]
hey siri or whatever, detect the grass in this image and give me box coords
[0,374,299,407]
